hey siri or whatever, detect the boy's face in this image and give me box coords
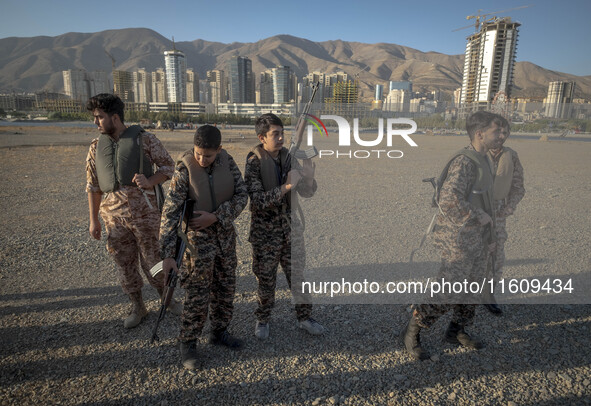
[193,146,221,168]
[92,108,116,135]
[259,125,284,155]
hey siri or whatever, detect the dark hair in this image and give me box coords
[86,93,125,122]
[465,111,506,141]
[194,125,221,149]
[255,113,283,136]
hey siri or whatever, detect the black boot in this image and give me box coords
[400,317,430,360]
[209,329,244,350]
[484,303,503,315]
[445,322,484,349]
[483,290,503,316]
[179,340,199,370]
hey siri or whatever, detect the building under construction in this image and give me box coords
[113,70,134,102]
[460,17,520,115]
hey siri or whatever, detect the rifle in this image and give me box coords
[287,81,320,167]
[149,199,194,343]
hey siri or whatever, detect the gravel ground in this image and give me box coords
[0,125,590,405]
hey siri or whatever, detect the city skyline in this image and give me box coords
[1,0,590,77]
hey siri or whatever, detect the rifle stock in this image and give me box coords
[150,199,194,343]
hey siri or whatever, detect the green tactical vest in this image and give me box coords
[95,125,153,193]
[490,147,515,200]
[181,149,235,213]
[438,148,495,217]
[250,144,294,209]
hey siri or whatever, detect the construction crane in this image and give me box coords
[104,50,116,93]
[452,4,532,32]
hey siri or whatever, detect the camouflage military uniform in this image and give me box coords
[159,152,247,342]
[414,144,494,328]
[245,152,317,323]
[489,147,525,275]
[86,131,174,294]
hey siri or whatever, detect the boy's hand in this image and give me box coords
[162,258,178,284]
[302,159,315,179]
[132,173,152,189]
[282,170,301,195]
[189,211,218,230]
[89,219,101,240]
[287,170,302,188]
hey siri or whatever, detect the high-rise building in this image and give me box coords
[389,81,412,93]
[207,69,227,105]
[384,89,410,112]
[375,84,384,101]
[259,70,274,104]
[453,87,462,108]
[63,69,110,101]
[545,81,575,119]
[228,56,255,103]
[186,68,199,103]
[272,66,293,103]
[302,71,327,103]
[151,68,167,103]
[460,17,520,110]
[164,46,187,102]
[113,70,134,102]
[133,68,152,103]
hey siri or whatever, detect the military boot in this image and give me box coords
[209,329,244,350]
[445,321,484,349]
[400,317,430,360]
[123,291,148,329]
[157,287,183,316]
[483,289,503,315]
[179,340,199,370]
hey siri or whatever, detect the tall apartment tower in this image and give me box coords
[383,89,410,112]
[375,84,384,101]
[186,68,199,103]
[260,70,274,104]
[460,17,520,110]
[545,81,575,119]
[151,68,167,102]
[164,44,187,103]
[113,70,134,102]
[63,69,110,101]
[302,71,327,103]
[389,81,413,93]
[207,70,227,105]
[272,66,294,103]
[133,68,152,103]
[228,56,255,103]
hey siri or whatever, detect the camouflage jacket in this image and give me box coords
[432,144,494,251]
[86,130,174,217]
[244,152,317,241]
[159,152,247,259]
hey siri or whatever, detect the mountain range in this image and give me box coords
[1,27,590,101]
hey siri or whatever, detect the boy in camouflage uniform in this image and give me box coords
[86,93,179,329]
[402,111,505,360]
[159,125,247,370]
[484,119,525,315]
[245,113,324,341]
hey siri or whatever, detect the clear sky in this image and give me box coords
[1,0,590,76]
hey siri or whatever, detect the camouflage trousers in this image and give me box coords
[413,237,489,329]
[494,214,508,275]
[251,225,312,323]
[102,199,164,295]
[178,224,237,342]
